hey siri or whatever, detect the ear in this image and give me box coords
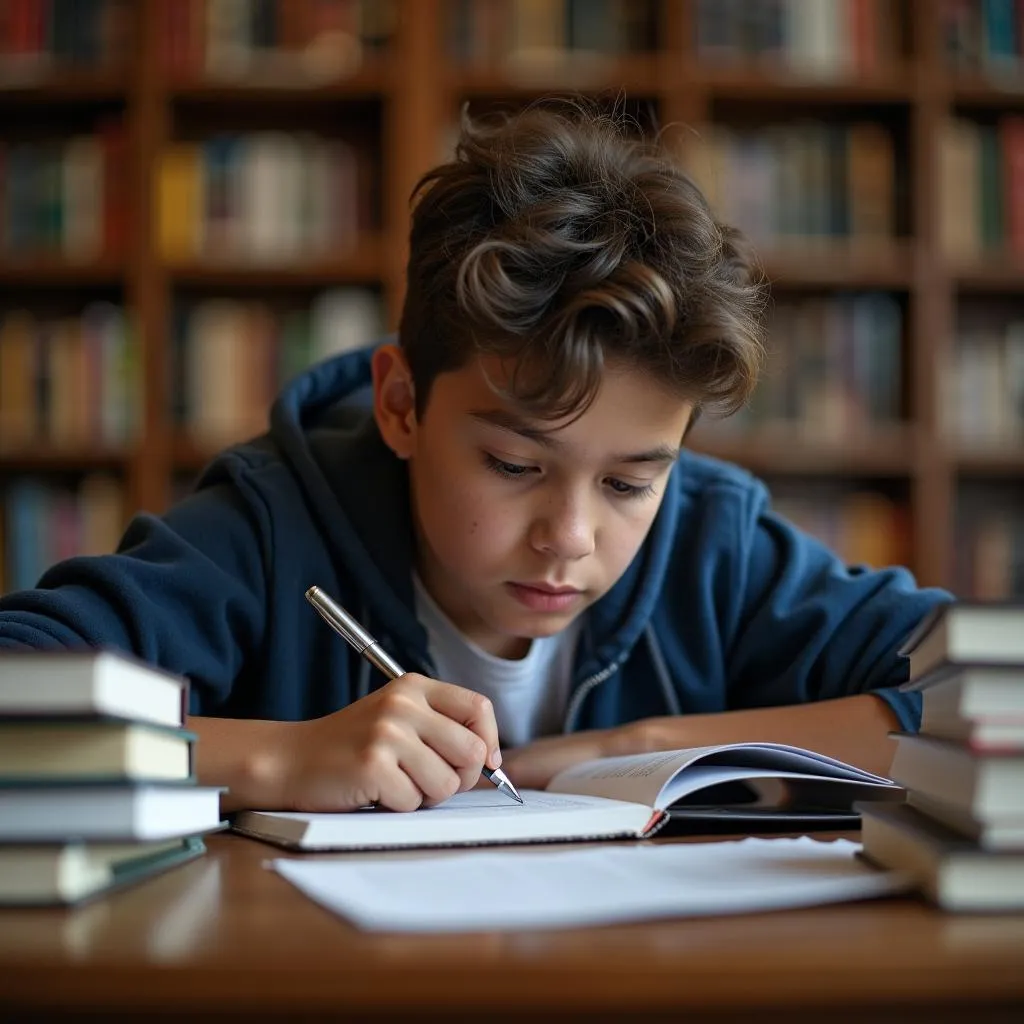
[372,343,417,459]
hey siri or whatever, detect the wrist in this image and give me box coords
[608,718,668,757]
[189,715,301,812]
[241,719,300,811]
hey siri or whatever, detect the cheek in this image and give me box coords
[602,507,661,572]
[419,471,520,568]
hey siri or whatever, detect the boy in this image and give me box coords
[0,102,950,813]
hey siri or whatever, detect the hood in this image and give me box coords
[268,344,685,681]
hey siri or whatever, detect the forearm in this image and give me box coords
[188,715,297,812]
[633,694,901,778]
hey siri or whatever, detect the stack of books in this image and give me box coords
[858,602,1024,911]
[0,649,224,906]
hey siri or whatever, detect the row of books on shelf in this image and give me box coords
[0,124,128,260]
[10,116,1024,271]
[684,121,895,248]
[0,650,223,906]
[0,303,139,450]
[713,293,902,438]
[0,0,129,81]
[157,134,370,265]
[5,0,1024,92]
[695,0,902,76]
[447,0,657,65]
[13,289,1024,458]
[163,0,396,83]
[944,323,1024,445]
[6,292,1024,461]
[860,601,1024,911]
[174,290,898,450]
[171,287,382,448]
[943,0,1024,76]
[941,117,1024,262]
[0,474,124,596]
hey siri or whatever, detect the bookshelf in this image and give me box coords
[2,0,1024,600]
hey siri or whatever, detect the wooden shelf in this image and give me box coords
[952,447,1024,477]
[0,255,125,286]
[696,66,915,104]
[168,240,386,288]
[687,428,915,477]
[168,61,394,103]
[762,243,914,290]
[951,76,1024,108]
[0,448,132,472]
[953,259,1024,292]
[450,54,662,97]
[0,70,128,103]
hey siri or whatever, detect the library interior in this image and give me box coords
[1,1,1023,1021]
[1,1,1023,599]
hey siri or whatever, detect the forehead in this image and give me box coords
[428,354,693,443]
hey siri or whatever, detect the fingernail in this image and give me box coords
[490,748,502,768]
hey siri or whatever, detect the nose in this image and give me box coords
[529,489,596,561]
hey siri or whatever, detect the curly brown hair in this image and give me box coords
[399,98,767,424]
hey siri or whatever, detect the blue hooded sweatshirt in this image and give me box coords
[0,347,950,735]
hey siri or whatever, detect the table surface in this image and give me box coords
[1,831,1023,1021]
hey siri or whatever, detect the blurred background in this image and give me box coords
[0,0,1021,600]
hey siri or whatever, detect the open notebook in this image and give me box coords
[231,742,902,852]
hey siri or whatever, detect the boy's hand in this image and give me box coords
[279,673,501,812]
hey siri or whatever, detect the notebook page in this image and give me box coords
[548,743,896,809]
[235,790,657,850]
[271,836,912,932]
[546,748,715,806]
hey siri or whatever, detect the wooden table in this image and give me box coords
[0,832,1022,1022]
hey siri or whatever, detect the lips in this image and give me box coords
[507,581,584,613]
[517,582,581,595]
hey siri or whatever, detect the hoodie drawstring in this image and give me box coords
[645,624,682,717]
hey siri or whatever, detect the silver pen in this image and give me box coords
[305,585,524,805]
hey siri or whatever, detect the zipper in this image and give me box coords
[562,656,626,733]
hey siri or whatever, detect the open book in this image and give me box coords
[231,742,902,852]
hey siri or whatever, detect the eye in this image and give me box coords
[484,453,534,479]
[605,477,656,500]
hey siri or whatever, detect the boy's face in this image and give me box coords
[373,346,692,660]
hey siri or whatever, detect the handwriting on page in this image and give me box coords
[575,751,684,780]
[423,791,600,813]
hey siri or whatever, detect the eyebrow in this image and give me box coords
[469,409,681,466]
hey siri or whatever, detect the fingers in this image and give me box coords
[423,680,502,769]
[363,680,491,806]
[368,757,426,814]
[410,702,489,793]
[325,675,502,813]
[348,728,462,812]
[396,741,463,807]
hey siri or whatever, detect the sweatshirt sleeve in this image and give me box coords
[0,475,267,712]
[725,481,953,733]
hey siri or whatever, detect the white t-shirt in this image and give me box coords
[412,574,582,748]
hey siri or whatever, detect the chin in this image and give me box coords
[500,610,580,639]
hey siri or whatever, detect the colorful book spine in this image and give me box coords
[155,133,365,263]
[0,120,128,259]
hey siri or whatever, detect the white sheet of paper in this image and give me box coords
[271,836,912,932]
